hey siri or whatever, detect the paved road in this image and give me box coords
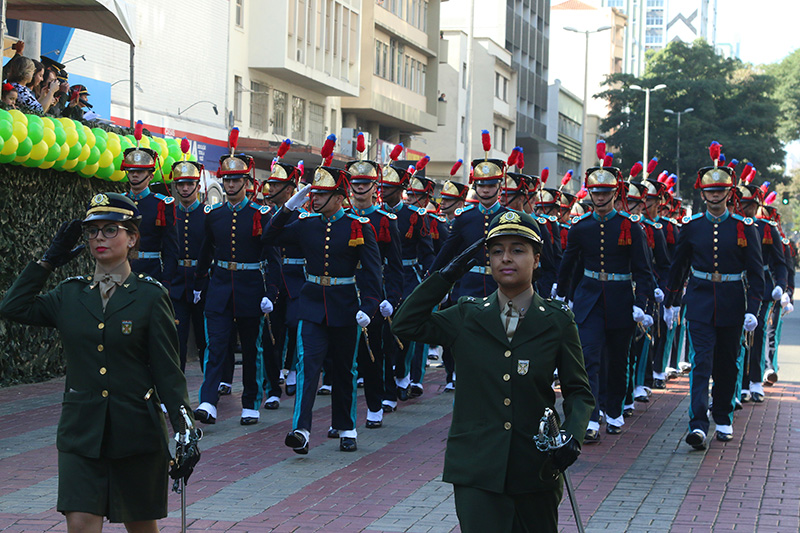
[0,278,798,532]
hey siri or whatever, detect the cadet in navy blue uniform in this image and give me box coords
[555,163,653,441]
[193,136,281,426]
[168,141,207,371]
[264,163,383,453]
[736,183,788,402]
[379,154,435,407]
[121,137,178,286]
[346,147,404,428]
[532,184,567,297]
[664,144,765,448]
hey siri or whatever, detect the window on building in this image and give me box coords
[250,81,269,131]
[462,62,468,89]
[494,125,507,152]
[460,116,466,143]
[273,90,287,136]
[330,108,337,135]
[495,73,508,102]
[292,96,306,140]
[375,39,382,76]
[309,103,325,147]
[235,0,244,28]
[233,75,242,122]
[390,40,397,82]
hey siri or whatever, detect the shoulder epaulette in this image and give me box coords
[249,203,271,215]
[654,222,663,230]
[346,213,371,224]
[572,212,591,224]
[204,202,223,214]
[546,214,558,222]
[731,213,753,225]
[766,219,778,227]
[640,219,662,229]
[544,297,574,317]
[404,204,426,216]
[137,273,166,290]
[299,211,322,219]
[62,275,90,284]
[376,208,397,220]
[154,193,175,205]
[782,237,790,245]
[663,216,678,225]
[619,211,640,223]
[682,213,703,224]
[427,213,446,223]
[454,205,475,217]
[536,216,548,225]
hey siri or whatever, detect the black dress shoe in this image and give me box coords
[285,384,296,396]
[752,392,765,403]
[240,416,258,426]
[634,395,650,403]
[193,408,216,425]
[606,424,622,435]
[366,420,382,429]
[382,403,396,413]
[264,399,280,410]
[340,437,358,452]
[409,384,423,398]
[715,430,733,442]
[397,386,409,401]
[652,378,666,390]
[317,386,332,396]
[285,431,309,454]
[218,384,232,396]
[623,407,634,418]
[584,429,600,443]
[327,428,339,439]
[734,400,743,411]
[686,430,707,450]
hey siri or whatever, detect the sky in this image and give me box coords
[716,1,800,65]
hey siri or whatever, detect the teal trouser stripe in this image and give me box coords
[661,322,676,372]
[635,336,650,387]
[350,327,361,425]
[735,333,746,399]
[293,321,306,430]
[686,326,696,429]
[252,317,265,409]
[774,312,784,371]
[199,313,212,404]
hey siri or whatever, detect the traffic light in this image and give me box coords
[782,192,790,205]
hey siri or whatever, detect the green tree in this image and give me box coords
[597,40,785,209]
[766,49,800,143]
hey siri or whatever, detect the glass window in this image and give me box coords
[462,62,468,89]
[273,90,287,136]
[233,75,242,122]
[250,81,269,131]
[292,96,306,140]
[309,102,325,147]
[235,0,244,27]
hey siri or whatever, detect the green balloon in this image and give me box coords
[46,143,61,162]
[76,128,87,146]
[73,160,87,173]
[52,158,66,170]
[94,136,107,154]
[152,169,162,183]
[120,137,133,150]
[96,165,115,179]
[150,142,162,157]
[23,157,44,168]
[0,120,12,141]
[54,125,66,145]
[28,123,44,144]
[125,134,135,145]
[0,109,11,123]
[68,143,81,160]
[87,146,101,165]
[16,137,33,157]
[0,151,17,164]
[113,153,123,169]
[27,114,43,128]
[92,127,108,141]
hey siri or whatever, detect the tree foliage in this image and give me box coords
[597,40,785,209]
[766,49,800,143]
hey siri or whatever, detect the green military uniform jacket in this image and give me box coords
[0,262,193,459]
[392,272,594,494]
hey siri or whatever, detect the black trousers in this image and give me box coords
[357,316,386,414]
[741,301,771,387]
[173,295,206,372]
[453,484,562,533]
[260,313,283,399]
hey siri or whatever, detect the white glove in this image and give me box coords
[663,307,674,329]
[193,290,202,304]
[550,283,558,299]
[285,183,312,211]
[772,286,783,301]
[642,314,654,328]
[632,305,646,323]
[781,292,791,309]
[555,295,566,302]
[743,313,758,332]
[784,303,794,314]
[260,297,274,314]
[379,300,394,317]
[356,310,371,327]
[654,288,665,303]
[568,300,574,310]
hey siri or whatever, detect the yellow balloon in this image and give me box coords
[65,128,79,146]
[58,143,69,160]
[98,150,114,167]
[107,136,121,157]
[12,121,27,142]
[78,143,91,162]
[14,153,29,163]
[40,159,55,169]
[82,162,100,176]
[30,141,48,160]
[83,126,96,148]
[9,109,27,126]
[42,117,55,130]
[1,135,18,155]
[42,127,56,146]
[110,169,126,182]
[62,158,78,170]
[139,136,150,148]
[58,117,75,130]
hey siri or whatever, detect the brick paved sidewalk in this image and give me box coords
[1,363,799,532]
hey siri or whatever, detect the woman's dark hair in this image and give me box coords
[28,60,44,89]
[120,219,141,260]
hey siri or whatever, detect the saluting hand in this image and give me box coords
[440,238,484,283]
[42,219,85,269]
[285,184,312,211]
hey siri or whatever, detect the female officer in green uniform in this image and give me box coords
[0,193,196,533]
[392,210,594,532]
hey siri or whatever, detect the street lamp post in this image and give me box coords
[630,83,666,178]
[564,25,612,174]
[664,107,694,197]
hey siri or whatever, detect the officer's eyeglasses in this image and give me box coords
[84,224,128,240]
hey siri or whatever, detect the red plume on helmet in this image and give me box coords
[297,160,304,175]
[765,191,777,205]
[759,181,769,194]
[507,147,520,168]
[389,143,403,162]
[741,162,754,183]
[646,157,658,175]
[320,134,336,160]
[709,141,721,166]
[603,153,614,167]
[277,138,291,159]
[180,137,190,160]
[516,149,525,170]
[481,130,491,153]
[747,167,757,184]
[541,167,550,185]
[228,127,240,155]
[728,158,739,168]
[450,159,463,176]
[559,170,574,190]
[657,170,669,183]
[576,187,588,200]
[356,132,366,154]
[596,140,607,162]
[629,161,643,179]
[415,155,430,172]
[134,120,143,146]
